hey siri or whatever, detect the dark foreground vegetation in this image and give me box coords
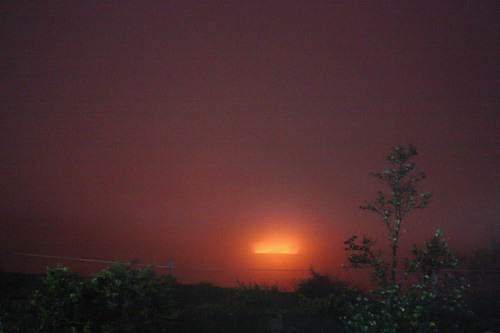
[2,145,498,332]
[0,261,499,332]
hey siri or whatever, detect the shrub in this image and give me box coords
[30,265,90,332]
[342,231,470,332]
[88,262,176,331]
[235,281,281,311]
[296,270,356,319]
[233,280,282,328]
[31,262,176,332]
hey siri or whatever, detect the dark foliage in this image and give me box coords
[0,267,495,332]
[29,262,176,332]
[464,240,500,331]
[343,145,470,332]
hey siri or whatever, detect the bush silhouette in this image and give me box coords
[31,262,176,332]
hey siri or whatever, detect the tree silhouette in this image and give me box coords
[342,145,468,331]
[345,144,432,288]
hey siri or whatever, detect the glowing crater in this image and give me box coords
[254,242,298,254]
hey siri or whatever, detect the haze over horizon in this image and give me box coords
[1,1,499,287]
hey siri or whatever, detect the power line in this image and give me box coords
[13,252,168,267]
[12,252,312,272]
[12,252,500,273]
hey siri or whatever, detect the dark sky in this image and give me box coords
[1,1,499,286]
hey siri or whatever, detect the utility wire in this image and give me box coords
[12,252,312,272]
[12,252,500,273]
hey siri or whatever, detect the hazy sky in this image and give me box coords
[1,1,499,286]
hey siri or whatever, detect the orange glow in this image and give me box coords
[253,241,298,254]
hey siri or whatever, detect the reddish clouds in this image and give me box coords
[1,1,499,287]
